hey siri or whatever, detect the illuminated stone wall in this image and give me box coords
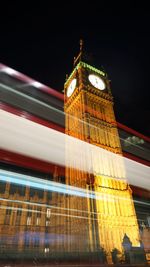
[64,61,140,261]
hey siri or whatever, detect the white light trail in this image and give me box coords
[30,81,43,88]
[0,109,150,190]
[0,66,19,76]
[0,169,92,199]
[0,82,148,152]
[0,169,150,207]
[0,83,63,115]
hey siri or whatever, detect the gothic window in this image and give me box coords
[36,207,41,226]
[15,205,22,225]
[18,186,26,196]
[27,205,32,226]
[0,181,6,194]
[29,188,37,197]
[47,191,52,200]
[46,220,50,227]
[36,217,41,226]
[27,217,31,226]
[29,187,44,198]
[46,208,51,218]
[4,205,12,224]
[36,207,41,217]
[9,184,17,195]
[9,183,26,196]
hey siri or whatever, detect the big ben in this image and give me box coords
[64,40,140,261]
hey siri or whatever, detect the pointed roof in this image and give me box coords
[73,39,84,67]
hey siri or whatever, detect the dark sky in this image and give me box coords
[1,3,150,136]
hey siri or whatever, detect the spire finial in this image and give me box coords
[73,39,84,67]
[80,39,84,53]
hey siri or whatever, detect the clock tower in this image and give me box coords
[64,41,140,261]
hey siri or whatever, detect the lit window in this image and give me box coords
[27,217,31,225]
[46,208,51,218]
[44,247,49,253]
[37,207,41,217]
[46,220,50,226]
[6,206,12,215]
[36,217,41,226]
[17,206,22,216]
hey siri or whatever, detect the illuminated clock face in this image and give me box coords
[67,78,77,97]
[88,74,105,90]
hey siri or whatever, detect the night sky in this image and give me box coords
[1,3,150,136]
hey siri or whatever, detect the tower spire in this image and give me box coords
[73,39,84,67]
[80,39,83,53]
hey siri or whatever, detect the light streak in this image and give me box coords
[0,170,149,207]
[0,109,150,190]
[0,169,94,198]
[0,203,141,223]
[0,196,149,220]
[0,63,64,100]
[30,81,43,88]
[0,83,63,115]
[0,85,147,154]
[0,66,19,76]
[0,205,42,215]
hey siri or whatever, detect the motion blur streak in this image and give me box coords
[0,197,99,215]
[0,197,149,218]
[0,169,92,199]
[0,83,63,115]
[1,197,149,221]
[0,109,149,190]
[0,205,42,214]
[1,170,150,206]
[0,64,64,100]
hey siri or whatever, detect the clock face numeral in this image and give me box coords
[67,78,77,97]
[88,74,105,90]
